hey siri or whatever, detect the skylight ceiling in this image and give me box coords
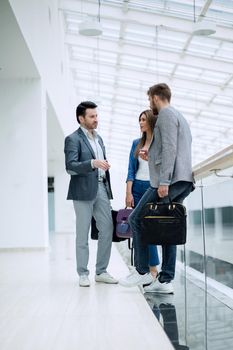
[60,0,233,167]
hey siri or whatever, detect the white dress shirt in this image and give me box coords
[81,126,105,180]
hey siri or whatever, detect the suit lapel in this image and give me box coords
[77,128,96,158]
[148,133,154,150]
[97,136,106,158]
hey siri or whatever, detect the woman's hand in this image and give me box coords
[125,193,134,208]
[139,149,148,161]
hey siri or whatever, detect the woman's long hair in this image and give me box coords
[134,110,157,158]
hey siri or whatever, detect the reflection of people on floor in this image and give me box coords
[145,294,189,350]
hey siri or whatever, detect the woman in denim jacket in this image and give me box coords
[125,110,159,277]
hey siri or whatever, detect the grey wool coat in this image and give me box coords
[148,105,193,188]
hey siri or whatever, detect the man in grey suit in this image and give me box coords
[120,84,194,293]
[64,101,118,287]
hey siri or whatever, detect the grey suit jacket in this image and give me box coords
[64,128,113,201]
[148,106,193,188]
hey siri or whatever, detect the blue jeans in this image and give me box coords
[129,181,193,282]
[132,180,159,267]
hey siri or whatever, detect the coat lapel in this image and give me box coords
[97,136,106,159]
[148,133,154,150]
[77,128,96,158]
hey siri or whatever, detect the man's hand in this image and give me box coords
[93,159,110,171]
[157,185,169,198]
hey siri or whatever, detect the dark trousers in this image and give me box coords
[132,179,159,267]
[129,181,193,282]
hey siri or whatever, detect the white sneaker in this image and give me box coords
[79,275,90,287]
[119,269,154,287]
[144,279,174,294]
[95,272,118,284]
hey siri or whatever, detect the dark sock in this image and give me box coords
[143,282,152,287]
[158,276,164,283]
[159,279,170,283]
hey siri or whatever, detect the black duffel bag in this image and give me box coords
[91,210,127,242]
[141,198,187,245]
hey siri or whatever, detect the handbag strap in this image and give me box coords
[148,195,174,210]
[157,195,173,205]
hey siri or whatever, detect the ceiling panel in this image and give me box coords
[60,0,233,166]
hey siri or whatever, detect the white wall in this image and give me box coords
[46,94,75,233]
[0,0,77,246]
[0,79,48,248]
[8,0,76,135]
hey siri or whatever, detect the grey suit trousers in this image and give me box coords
[73,182,113,276]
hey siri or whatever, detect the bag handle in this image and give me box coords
[149,195,175,210]
[157,194,173,203]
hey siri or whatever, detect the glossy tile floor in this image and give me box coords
[144,267,233,350]
[117,242,233,350]
[0,232,173,350]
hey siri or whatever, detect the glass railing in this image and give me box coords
[179,145,233,290]
[182,170,233,289]
[175,144,233,350]
[117,144,233,349]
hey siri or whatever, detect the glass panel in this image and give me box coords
[202,173,233,289]
[154,170,233,349]
[116,163,233,349]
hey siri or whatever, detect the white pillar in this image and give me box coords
[0,79,48,248]
[54,169,75,233]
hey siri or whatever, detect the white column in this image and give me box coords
[54,169,75,233]
[0,79,48,248]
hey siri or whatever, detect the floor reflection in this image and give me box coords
[145,293,189,350]
[144,273,233,350]
[177,247,233,289]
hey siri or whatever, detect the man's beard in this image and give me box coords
[86,122,97,129]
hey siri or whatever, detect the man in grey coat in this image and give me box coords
[64,101,118,287]
[119,84,194,293]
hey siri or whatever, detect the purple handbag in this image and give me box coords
[116,208,133,238]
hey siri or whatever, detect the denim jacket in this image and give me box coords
[126,138,140,182]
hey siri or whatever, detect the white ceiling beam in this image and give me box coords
[173,1,214,75]
[174,98,233,115]
[74,78,233,114]
[65,34,233,74]
[59,0,233,40]
[122,0,129,13]
[60,0,233,167]
[199,0,213,18]
[70,59,233,97]
[75,89,233,123]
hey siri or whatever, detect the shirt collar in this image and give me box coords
[80,126,98,140]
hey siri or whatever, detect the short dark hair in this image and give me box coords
[147,83,171,102]
[76,101,97,123]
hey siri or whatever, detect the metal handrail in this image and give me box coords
[192,144,233,181]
